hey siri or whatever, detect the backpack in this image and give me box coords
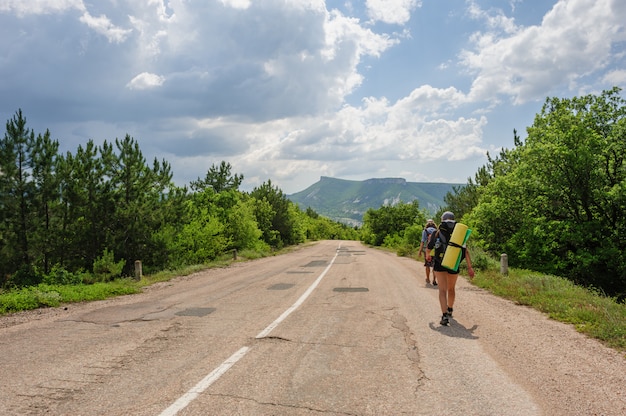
[432,222,466,270]
[431,223,452,263]
[425,226,437,244]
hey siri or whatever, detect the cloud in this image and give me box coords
[603,69,626,87]
[9,0,621,194]
[461,0,626,104]
[0,0,86,16]
[127,72,165,90]
[366,0,421,25]
[79,11,133,43]
[219,0,251,10]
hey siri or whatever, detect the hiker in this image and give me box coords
[418,219,438,285]
[426,211,475,326]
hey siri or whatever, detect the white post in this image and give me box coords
[500,253,508,275]
[134,260,142,280]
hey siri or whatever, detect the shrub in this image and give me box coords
[93,249,125,282]
[43,265,83,285]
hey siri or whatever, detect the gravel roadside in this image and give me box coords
[453,277,626,416]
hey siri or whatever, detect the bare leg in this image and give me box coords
[435,270,448,314]
[447,273,459,310]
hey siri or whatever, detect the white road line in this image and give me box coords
[255,248,339,339]
[158,246,341,416]
[159,347,250,416]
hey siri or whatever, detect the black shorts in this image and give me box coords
[433,262,459,274]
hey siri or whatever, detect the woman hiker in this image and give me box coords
[426,211,475,326]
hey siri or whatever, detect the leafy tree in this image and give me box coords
[467,88,626,296]
[361,200,424,246]
[445,129,523,222]
[250,180,304,248]
[172,189,227,264]
[223,195,265,251]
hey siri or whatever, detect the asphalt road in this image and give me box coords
[1,240,624,415]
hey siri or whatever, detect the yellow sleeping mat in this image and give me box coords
[441,222,472,271]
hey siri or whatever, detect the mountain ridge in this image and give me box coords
[287,176,463,226]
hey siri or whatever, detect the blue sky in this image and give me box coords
[1,0,625,194]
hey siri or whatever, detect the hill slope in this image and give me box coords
[287,176,462,226]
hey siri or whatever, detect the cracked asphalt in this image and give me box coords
[0,240,624,415]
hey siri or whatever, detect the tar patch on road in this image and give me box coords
[303,260,328,267]
[268,283,295,290]
[333,287,369,292]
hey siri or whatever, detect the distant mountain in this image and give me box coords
[287,176,463,226]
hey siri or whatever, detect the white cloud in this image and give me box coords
[365,0,421,25]
[11,0,622,195]
[0,0,85,16]
[126,72,165,90]
[79,11,132,43]
[219,0,251,10]
[461,0,626,104]
[153,80,486,191]
[603,69,626,87]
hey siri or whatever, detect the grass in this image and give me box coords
[0,280,141,314]
[472,263,626,353]
[0,247,278,315]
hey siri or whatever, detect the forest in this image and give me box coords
[2,87,625,301]
[0,112,358,288]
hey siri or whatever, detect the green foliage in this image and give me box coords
[361,200,425,246]
[92,249,125,282]
[10,264,44,288]
[191,161,243,193]
[42,265,83,285]
[173,197,227,265]
[461,88,626,297]
[251,180,304,248]
[0,281,140,314]
[0,108,360,289]
[300,206,361,241]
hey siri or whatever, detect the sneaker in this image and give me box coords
[440,314,449,326]
[425,278,431,284]
[447,307,453,318]
[433,280,438,286]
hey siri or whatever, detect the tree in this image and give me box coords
[0,110,38,285]
[107,135,175,273]
[250,180,303,248]
[467,88,626,296]
[445,129,522,222]
[361,200,424,246]
[30,129,61,274]
[191,161,243,193]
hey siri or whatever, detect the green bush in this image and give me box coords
[10,264,43,288]
[93,249,125,282]
[43,265,83,285]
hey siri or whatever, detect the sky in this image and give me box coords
[1,0,625,194]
